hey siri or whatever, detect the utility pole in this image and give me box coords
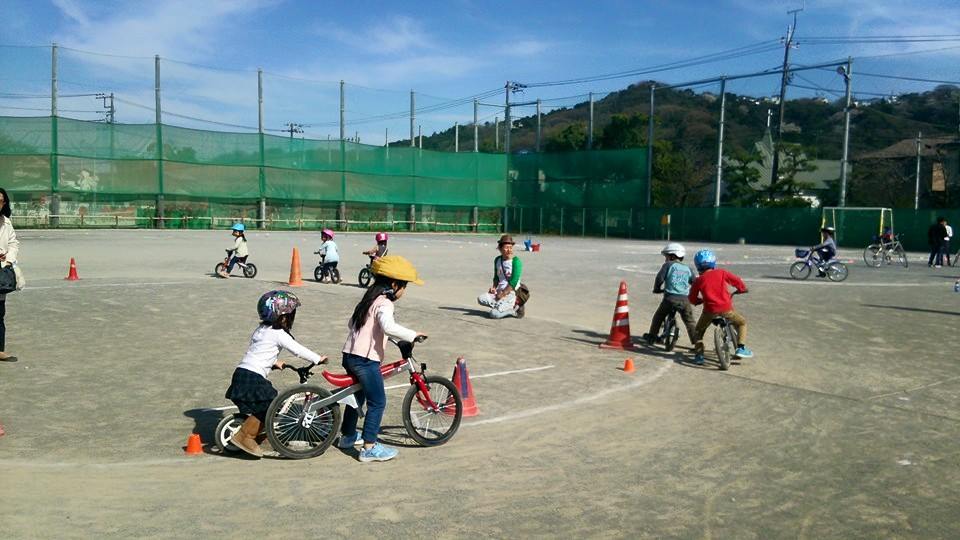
[50,43,60,224]
[418,125,422,149]
[536,98,542,152]
[258,68,266,229]
[473,99,479,152]
[285,123,303,139]
[588,91,594,149]
[409,90,415,147]
[504,81,511,153]
[385,127,389,147]
[155,54,164,228]
[96,93,115,123]
[495,116,500,150]
[714,77,727,208]
[339,80,345,141]
[646,84,655,207]
[838,57,853,208]
[770,8,801,187]
[455,122,459,152]
[915,131,922,210]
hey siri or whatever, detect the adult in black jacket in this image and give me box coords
[927,217,948,267]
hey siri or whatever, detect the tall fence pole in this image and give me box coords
[455,122,459,152]
[915,131,922,210]
[258,68,266,229]
[339,81,347,211]
[504,81,511,154]
[646,84,655,207]
[155,55,165,228]
[839,57,853,208]
[418,125,422,149]
[385,128,389,147]
[536,98,542,152]
[339,80,345,141]
[714,77,727,208]
[588,91,594,149]
[495,116,499,150]
[473,99,479,152]
[409,90,415,147]
[50,43,60,224]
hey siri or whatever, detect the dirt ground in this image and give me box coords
[1,230,959,539]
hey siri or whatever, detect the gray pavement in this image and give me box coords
[1,230,959,538]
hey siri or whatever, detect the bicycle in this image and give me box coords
[712,313,740,371]
[863,234,908,268]
[215,249,257,278]
[215,364,304,454]
[264,336,463,459]
[644,291,681,352]
[312,252,341,284]
[790,248,848,282]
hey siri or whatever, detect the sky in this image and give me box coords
[1,0,959,143]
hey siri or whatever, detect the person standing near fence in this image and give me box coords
[0,189,20,361]
[943,219,953,266]
[928,217,948,268]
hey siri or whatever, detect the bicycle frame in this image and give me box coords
[303,356,440,415]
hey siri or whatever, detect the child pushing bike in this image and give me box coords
[688,249,752,365]
[642,242,697,348]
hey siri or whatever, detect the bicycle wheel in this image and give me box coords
[714,325,731,371]
[402,375,462,446]
[863,245,882,267]
[358,267,372,287]
[243,263,257,278]
[789,261,811,280]
[266,385,341,459]
[215,413,245,453]
[825,262,849,282]
[663,316,680,352]
[214,262,226,275]
[331,268,341,284]
[314,266,324,282]
[895,246,908,268]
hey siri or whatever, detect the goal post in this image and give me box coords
[821,207,893,245]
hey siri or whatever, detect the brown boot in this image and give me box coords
[230,416,263,458]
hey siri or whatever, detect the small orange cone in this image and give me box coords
[287,248,304,287]
[599,281,636,351]
[185,433,202,455]
[446,357,479,417]
[622,358,635,373]
[65,257,80,281]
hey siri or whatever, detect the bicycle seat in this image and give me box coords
[321,359,408,388]
[711,317,727,326]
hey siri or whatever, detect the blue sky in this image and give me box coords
[2,0,959,142]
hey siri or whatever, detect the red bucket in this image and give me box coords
[531,243,541,252]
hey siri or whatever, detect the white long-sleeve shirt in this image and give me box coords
[237,325,324,378]
[231,236,249,257]
[342,295,417,362]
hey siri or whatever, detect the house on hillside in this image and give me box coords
[853,135,960,206]
[746,129,846,207]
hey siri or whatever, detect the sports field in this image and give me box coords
[2,230,959,538]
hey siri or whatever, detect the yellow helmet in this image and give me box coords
[371,255,424,285]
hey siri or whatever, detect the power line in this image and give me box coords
[853,71,960,86]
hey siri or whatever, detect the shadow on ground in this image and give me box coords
[862,304,960,317]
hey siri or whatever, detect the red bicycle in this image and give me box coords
[264,336,463,459]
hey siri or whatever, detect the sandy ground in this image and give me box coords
[1,230,959,539]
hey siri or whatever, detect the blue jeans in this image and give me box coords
[226,255,247,273]
[340,352,387,444]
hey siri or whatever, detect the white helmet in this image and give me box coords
[661,242,686,258]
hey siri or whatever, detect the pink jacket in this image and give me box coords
[342,295,417,362]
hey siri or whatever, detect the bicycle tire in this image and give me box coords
[215,413,245,453]
[895,246,908,268]
[863,245,882,268]
[266,385,341,459]
[314,266,324,282]
[243,263,257,278]
[826,261,849,282]
[663,316,680,352]
[402,375,462,446]
[214,262,226,276]
[714,325,731,371]
[789,261,811,280]
[358,267,372,288]
[331,268,341,284]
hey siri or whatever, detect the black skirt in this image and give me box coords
[225,367,278,403]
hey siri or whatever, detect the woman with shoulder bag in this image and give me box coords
[0,188,20,361]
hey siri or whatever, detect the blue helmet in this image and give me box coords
[231,223,246,232]
[694,249,717,271]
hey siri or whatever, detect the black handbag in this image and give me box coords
[0,265,17,294]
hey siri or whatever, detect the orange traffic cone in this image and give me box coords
[287,248,304,287]
[446,357,479,417]
[185,433,203,455]
[65,257,80,281]
[599,281,636,351]
[622,358,635,373]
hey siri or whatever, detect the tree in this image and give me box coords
[651,140,713,207]
[723,149,763,206]
[598,113,646,149]
[545,123,587,152]
[759,143,816,206]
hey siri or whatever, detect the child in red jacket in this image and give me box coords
[688,249,752,365]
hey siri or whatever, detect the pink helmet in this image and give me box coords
[321,228,335,239]
[375,232,388,243]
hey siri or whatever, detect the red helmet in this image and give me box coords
[375,232,388,243]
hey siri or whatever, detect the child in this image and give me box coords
[641,243,697,346]
[339,255,425,462]
[812,226,837,277]
[218,223,249,278]
[363,232,389,261]
[317,228,339,275]
[225,290,327,458]
[688,249,751,365]
[477,234,525,319]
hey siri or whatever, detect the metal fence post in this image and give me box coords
[155,55,165,229]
